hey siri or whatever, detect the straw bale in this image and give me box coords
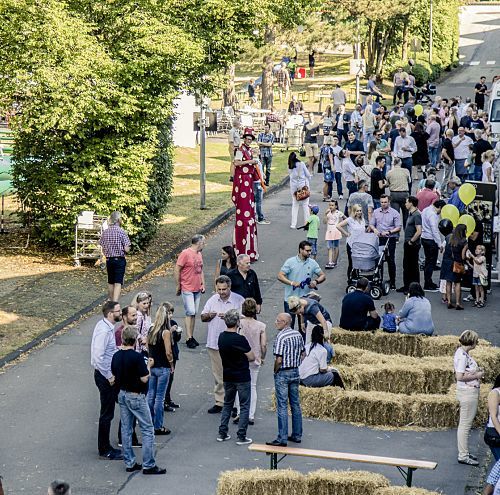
[216,468,305,495]
[375,488,442,495]
[298,385,490,429]
[470,347,500,382]
[331,328,492,358]
[306,469,390,495]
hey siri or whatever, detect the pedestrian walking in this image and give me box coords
[214,245,237,281]
[397,196,422,294]
[112,326,166,475]
[386,157,411,226]
[277,240,325,328]
[227,254,263,312]
[427,115,441,169]
[201,275,244,414]
[474,76,488,111]
[393,127,417,178]
[452,127,474,183]
[216,309,255,445]
[276,62,291,103]
[302,112,320,175]
[324,200,345,269]
[266,313,305,447]
[174,234,206,349]
[369,194,402,290]
[421,200,446,291]
[288,152,311,229]
[441,129,456,193]
[308,50,316,79]
[90,300,122,460]
[99,211,131,303]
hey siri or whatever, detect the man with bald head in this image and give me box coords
[266,313,305,447]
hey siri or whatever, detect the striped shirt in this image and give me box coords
[273,327,305,369]
[99,224,131,258]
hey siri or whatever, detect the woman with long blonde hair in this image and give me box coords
[146,303,175,435]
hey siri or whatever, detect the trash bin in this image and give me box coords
[296,67,306,79]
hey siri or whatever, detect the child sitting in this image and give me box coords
[381,302,397,333]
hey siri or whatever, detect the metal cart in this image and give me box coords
[74,211,107,267]
[282,115,304,151]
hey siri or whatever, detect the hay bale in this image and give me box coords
[375,487,442,495]
[471,346,500,382]
[298,385,490,429]
[216,468,305,495]
[331,328,492,358]
[307,469,390,495]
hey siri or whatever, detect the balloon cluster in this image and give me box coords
[440,183,477,236]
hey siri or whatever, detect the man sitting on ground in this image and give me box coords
[339,277,380,331]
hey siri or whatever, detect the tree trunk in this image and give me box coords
[260,27,276,109]
[401,21,409,62]
[222,64,236,108]
[375,31,391,77]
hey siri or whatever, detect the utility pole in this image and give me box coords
[199,100,207,210]
[429,0,433,64]
[355,21,361,104]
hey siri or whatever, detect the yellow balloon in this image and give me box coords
[441,204,460,227]
[458,214,476,237]
[414,104,423,117]
[458,183,476,205]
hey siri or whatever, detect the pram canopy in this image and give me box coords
[351,232,380,271]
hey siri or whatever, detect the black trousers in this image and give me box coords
[379,237,397,285]
[403,241,420,289]
[421,238,439,287]
[94,370,118,455]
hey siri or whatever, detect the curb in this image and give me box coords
[0,174,290,369]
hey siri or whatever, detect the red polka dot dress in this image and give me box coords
[232,159,260,261]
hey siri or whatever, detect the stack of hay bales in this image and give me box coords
[216,469,442,495]
[296,329,500,429]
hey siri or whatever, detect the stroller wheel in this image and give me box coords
[382,281,391,296]
[370,286,382,300]
[346,285,356,294]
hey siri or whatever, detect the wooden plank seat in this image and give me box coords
[248,443,437,487]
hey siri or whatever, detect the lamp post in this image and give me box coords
[199,98,208,210]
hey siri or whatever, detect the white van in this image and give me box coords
[488,79,500,144]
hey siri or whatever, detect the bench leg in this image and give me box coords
[270,453,277,470]
[406,468,414,487]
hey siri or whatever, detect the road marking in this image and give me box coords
[487,61,496,65]
[470,61,480,66]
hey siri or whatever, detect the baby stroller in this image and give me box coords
[346,232,390,300]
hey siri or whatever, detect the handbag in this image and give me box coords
[294,164,310,201]
[299,145,306,157]
[484,427,500,447]
[323,168,333,182]
[453,261,465,275]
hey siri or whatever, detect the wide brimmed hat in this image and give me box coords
[242,127,256,140]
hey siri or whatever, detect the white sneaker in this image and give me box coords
[236,437,253,445]
[257,219,271,225]
[339,195,343,200]
[216,434,231,442]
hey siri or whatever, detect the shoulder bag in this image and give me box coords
[294,164,310,201]
[484,427,500,447]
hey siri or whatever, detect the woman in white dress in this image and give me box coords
[288,151,311,229]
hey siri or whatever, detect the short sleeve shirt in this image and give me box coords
[228,128,241,148]
[404,210,422,243]
[273,327,305,369]
[218,331,251,382]
[111,349,149,394]
[370,168,385,200]
[303,123,319,144]
[299,343,328,380]
[306,215,320,238]
[177,248,203,292]
[280,256,322,301]
[454,347,479,389]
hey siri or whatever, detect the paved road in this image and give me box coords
[2,6,500,495]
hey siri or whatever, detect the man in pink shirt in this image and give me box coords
[174,234,206,349]
[416,179,439,211]
[426,115,441,169]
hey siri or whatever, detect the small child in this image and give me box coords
[381,302,397,333]
[467,245,488,307]
[324,200,345,269]
[298,205,320,259]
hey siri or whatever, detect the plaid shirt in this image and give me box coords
[487,460,500,485]
[276,68,289,88]
[258,132,274,158]
[99,224,131,257]
[273,327,305,369]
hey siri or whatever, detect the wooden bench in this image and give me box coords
[248,444,437,487]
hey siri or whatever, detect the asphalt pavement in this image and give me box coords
[1,5,500,494]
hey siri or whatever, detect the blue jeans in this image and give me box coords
[253,182,264,221]
[261,155,272,185]
[274,369,302,443]
[334,172,343,195]
[219,381,251,440]
[401,157,413,177]
[147,367,171,429]
[428,146,439,167]
[490,446,500,461]
[118,390,156,469]
[363,131,374,152]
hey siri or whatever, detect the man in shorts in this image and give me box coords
[174,234,206,349]
[302,112,319,174]
[99,211,131,302]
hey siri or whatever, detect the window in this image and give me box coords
[490,99,500,123]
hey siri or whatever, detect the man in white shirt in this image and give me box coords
[393,127,417,177]
[452,127,474,183]
[201,275,244,414]
[426,115,441,169]
[420,200,446,291]
[350,103,363,140]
